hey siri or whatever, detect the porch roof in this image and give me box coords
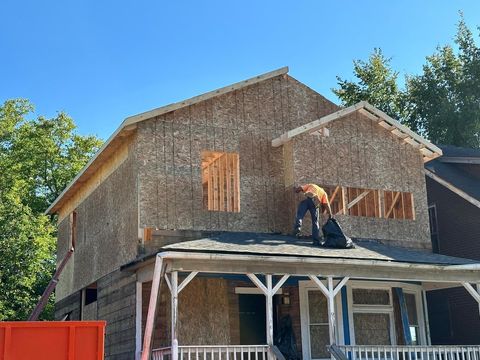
[162,232,475,267]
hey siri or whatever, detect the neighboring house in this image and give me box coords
[425,145,480,345]
[46,67,480,360]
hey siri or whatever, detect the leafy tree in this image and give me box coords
[0,99,102,320]
[333,48,404,120]
[406,17,480,147]
[333,16,480,148]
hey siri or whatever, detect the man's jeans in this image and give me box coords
[294,198,320,241]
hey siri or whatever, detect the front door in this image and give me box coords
[239,294,266,344]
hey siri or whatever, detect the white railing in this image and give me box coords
[152,345,271,360]
[336,345,480,360]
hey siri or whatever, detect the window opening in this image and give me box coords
[384,191,415,220]
[202,151,240,212]
[84,282,97,306]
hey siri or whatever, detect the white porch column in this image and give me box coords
[171,271,179,360]
[266,275,274,354]
[247,273,289,357]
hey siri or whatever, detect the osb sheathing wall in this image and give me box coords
[290,112,431,249]
[56,139,139,301]
[142,277,231,347]
[136,75,338,233]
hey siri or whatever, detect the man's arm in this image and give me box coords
[321,196,332,218]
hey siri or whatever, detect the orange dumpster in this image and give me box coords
[0,321,105,360]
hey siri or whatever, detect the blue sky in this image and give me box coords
[1,1,480,140]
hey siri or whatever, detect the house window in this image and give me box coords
[70,210,77,248]
[428,205,440,253]
[383,191,415,220]
[405,292,420,345]
[202,151,240,212]
[351,288,394,345]
[307,290,329,359]
[84,282,97,306]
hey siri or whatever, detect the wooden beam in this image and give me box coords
[347,190,371,209]
[141,256,164,360]
[425,170,480,209]
[247,273,268,295]
[462,282,480,305]
[177,271,199,293]
[171,271,179,360]
[385,192,401,218]
[272,274,290,294]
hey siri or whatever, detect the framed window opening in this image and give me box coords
[202,151,240,212]
[321,185,415,220]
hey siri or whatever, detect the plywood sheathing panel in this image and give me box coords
[291,112,431,249]
[136,75,333,235]
[142,277,231,348]
[57,142,139,300]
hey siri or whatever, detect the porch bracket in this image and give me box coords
[272,275,290,295]
[247,273,268,295]
[462,282,480,305]
[177,271,199,293]
[164,273,172,292]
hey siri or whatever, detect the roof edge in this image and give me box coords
[271,101,443,162]
[123,66,289,127]
[425,168,480,208]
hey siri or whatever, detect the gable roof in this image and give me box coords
[46,67,289,215]
[425,145,480,208]
[271,101,443,162]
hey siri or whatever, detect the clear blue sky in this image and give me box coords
[1,1,480,140]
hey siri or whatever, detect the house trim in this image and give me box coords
[271,101,442,162]
[425,169,480,209]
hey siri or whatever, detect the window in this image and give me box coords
[351,288,394,345]
[202,151,240,212]
[84,283,97,306]
[405,293,419,345]
[307,290,329,359]
[383,191,415,220]
[428,205,440,253]
[70,210,77,248]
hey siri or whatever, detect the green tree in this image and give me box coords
[0,99,102,320]
[406,17,480,147]
[333,16,480,148]
[333,48,404,120]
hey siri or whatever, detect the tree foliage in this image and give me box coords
[0,99,102,320]
[333,48,404,120]
[333,16,480,148]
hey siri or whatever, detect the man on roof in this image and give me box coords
[293,183,332,245]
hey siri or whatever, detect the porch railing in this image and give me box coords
[336,345,480,360]
[152,345,271,360]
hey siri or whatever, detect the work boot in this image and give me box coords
[291,229,301,238]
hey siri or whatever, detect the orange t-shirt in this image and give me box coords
[301,184,329,206]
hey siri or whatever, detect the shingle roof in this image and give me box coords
[440,145,480,158]
[163,232,476,266]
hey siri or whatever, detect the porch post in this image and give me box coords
[327,277,336,345]
[477,284,480,317]
[266,275,274,359]
[171,271,179,360]
[141,256,164,360]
